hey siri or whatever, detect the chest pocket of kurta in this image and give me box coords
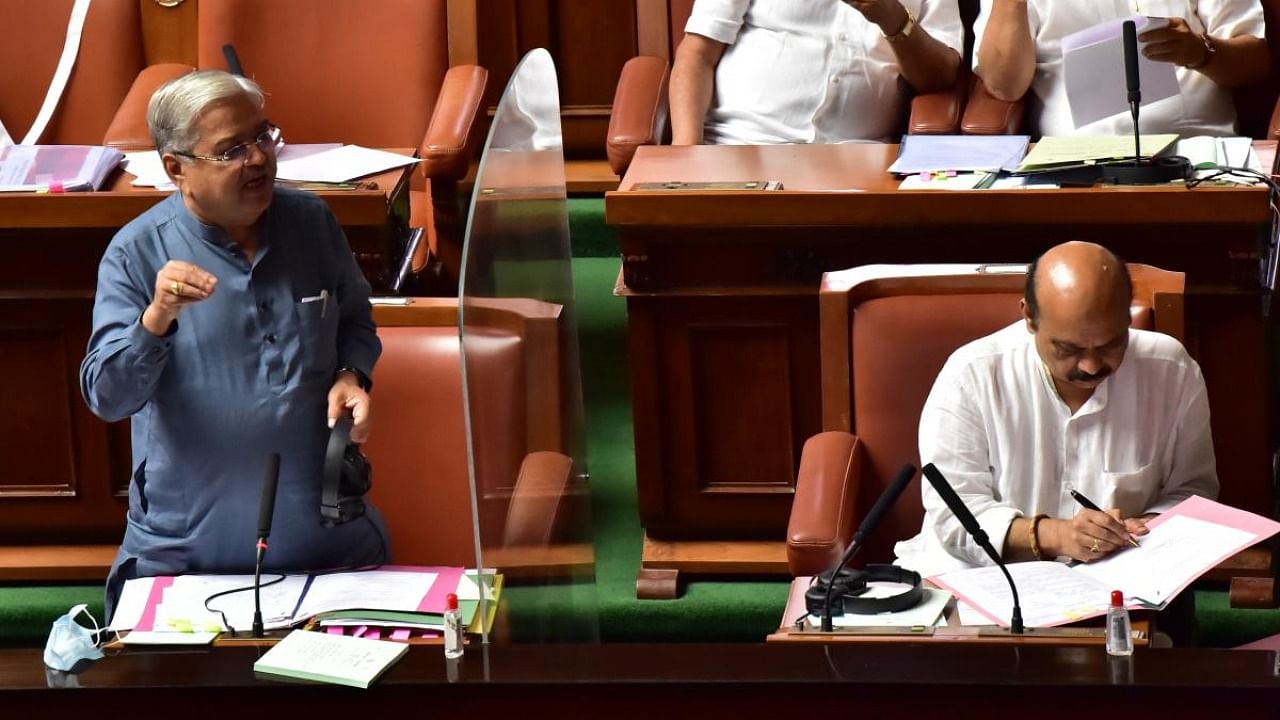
[1102,462,1161,518]
[294,296,339,376]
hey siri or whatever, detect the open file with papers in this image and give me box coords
[930,496,1280,628]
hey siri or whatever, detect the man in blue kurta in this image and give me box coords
[81,70,388,617]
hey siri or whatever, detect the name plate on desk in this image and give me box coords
[632,180,783,191]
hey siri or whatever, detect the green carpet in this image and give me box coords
[568,198,617,258]
[3,255,1278,648]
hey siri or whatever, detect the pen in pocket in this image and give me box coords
[300,289,330,318]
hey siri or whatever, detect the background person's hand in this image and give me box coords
[844,0,910,34]
[328,372,371,443]
[143,260,217,335]
[1139,18,1209,67]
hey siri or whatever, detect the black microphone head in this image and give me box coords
[257,453,280,539]
[222,44,245,76]
[1122,20,1140,94]
[852,464,917,543]
[921,463,984,538]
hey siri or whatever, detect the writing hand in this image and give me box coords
[1042,509,1134,562]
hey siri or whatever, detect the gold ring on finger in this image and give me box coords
[1090,538,1100,554]
[170,280,183,297]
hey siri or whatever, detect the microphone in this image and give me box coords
[820,464,917,632]
[252,452,280,638]
[222,44,245,77]
[1122,20,1142,164]
[1101,21,1188,185]
[921,463,1024,634]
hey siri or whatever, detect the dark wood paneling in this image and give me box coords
[476,0,638,158]
[636,294,822,538]
[686,324,795,491]
[0,328,77,495]
[0,296,128,543]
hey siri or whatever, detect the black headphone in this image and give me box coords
[321,416,371,527]
[804,564,923,617]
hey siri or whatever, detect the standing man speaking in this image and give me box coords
[81,70,388,617]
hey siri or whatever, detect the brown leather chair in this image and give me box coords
[103,0,487,286]
[362,299,577,570]
[606,0,973,177]
[961,0,1280,149]
[0,0,145,145]
[785,263,1187,576]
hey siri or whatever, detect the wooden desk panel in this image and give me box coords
[0,165,410,566]
[607,143,1276,596]
[4,644,1280,717]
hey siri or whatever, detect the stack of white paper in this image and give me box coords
[1062,16,1182,129]
[0,145,123,191]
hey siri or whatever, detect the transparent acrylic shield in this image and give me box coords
[458,49,598,643]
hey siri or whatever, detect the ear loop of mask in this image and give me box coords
[72,604,118,648]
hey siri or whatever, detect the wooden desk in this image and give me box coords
[767,577,1151,646]
[0,162,410,576]
[4,643,1280,717]
[607,143,1276,596]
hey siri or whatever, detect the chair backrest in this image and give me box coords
[361,299,562,566]
[818,263,1185,563]
[0,0,144,144]
[196,0,450,147]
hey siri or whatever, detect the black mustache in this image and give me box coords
[1067,366,1111,382]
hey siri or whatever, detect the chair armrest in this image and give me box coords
[419,64,489,182]
[102,64,195,150]
[606,55,670,177]
[502,451,573,547]
[786,431,862,577]
[907,70,968,135]
[960,75,1025,136]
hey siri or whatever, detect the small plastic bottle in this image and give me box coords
[443,592,464,659]
[1106,589,1133,657]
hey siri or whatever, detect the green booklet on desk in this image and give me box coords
[1017,134,1179,171]
[254,629,408,689]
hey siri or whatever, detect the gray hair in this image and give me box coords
[147,70,264,157]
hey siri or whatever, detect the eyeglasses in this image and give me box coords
[175,125,282,164]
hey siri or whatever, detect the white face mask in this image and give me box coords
[43,604,105,672]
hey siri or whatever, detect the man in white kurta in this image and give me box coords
[973,0,1268,137]
[895,242,1218,577]
[670,0,964,145]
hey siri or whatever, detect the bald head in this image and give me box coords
[1025,242,1132,329]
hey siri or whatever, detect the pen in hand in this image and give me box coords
[1068,487,1141,548]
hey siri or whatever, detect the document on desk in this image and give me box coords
[931,495,1280,628]
[275,144,419,183]
[1177,136,1263,183]
[888,135,1029,175]
[126,143,346,189]
[0,145,123,191]
[111,565,463,633]
[1018,134,1178,170]
[1062,16,1181,129]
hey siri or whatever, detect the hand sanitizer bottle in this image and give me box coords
[1106,590,1133,656]
[444,592,464,659]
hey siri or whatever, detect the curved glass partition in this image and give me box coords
[458,49,598,643]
